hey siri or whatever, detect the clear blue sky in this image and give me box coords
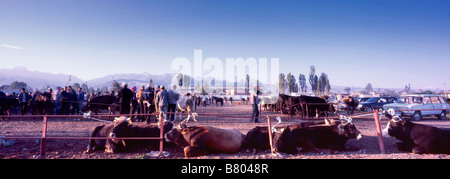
[0,0,449,89]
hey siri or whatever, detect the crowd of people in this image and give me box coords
[2,83,261,123]
[6,86,86,116]
[116,82,181,123]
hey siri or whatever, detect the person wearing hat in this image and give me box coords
[156,85,169,121]
[136,85,146,121]
[118,82,133,115]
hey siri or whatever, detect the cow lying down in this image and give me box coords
[164,125,245,157]
[382,113,450,154]
[85,116,173,153]
[242,121,326,153]
[273,117,363,154]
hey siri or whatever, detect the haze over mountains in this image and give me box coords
[0,66,442,94]
[0,66,172,90]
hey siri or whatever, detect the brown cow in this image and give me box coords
[164,125,245,157]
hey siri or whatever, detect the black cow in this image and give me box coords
[277,94,335,118]
[299,95,336,118]
[81,95,117,115]
[382,113,450,154]
[273,118,363,154]
[0,96,19,118]
[276,94,290,115]
[211,96,224,107]
[85,119,125,153]
[242,121,325,152]
[111,119,173,151]
[35,92,52,115]
[85,117,173,153]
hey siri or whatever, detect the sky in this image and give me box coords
[0,0,449,89]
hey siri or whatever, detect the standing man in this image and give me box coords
[167,87,180,121]
[77,88,85,114]
[136,85,145,121]
[118,82,133,115]
[249,85,261,123]
[142,85,154,123]
[60,86,69,115]
[156,85,169,122]
[18,88,30,115]
[67,86,77,115]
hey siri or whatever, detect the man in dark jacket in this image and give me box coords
[18,88,31,115]
[142,85,154,123]
[118,82,133,115]
[167,88,179,121]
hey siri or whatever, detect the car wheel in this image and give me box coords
[411,111,422,121]
[437,110,446,120]
[365,106,373,112]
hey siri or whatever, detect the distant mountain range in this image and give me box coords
[0,66,84,89]
[85,73,173,89]
[0,66,173,90]
[0,66,442,94]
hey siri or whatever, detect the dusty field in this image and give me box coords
[1,103,450,159]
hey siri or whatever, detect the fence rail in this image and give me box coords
[4,104,447,157]
[0,113,165,156]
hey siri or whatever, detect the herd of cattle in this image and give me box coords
[86,112,450,157]
[261,94,360,119]
[2,91,450,157]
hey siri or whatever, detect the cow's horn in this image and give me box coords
[178,122,187,129]
[271,117,282,133]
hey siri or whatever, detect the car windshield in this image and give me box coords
[365,97,379,103]
[397,96,422,104]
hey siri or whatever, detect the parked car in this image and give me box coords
[383,94,450,121]
[358,97,371,103]
[357,97,397,112]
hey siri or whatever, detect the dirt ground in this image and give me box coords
[1,103,450,159]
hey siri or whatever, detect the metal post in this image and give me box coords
[373,109,385,154]
[159,114,164,155]
[40,115,48,156]
[266,116,274,155]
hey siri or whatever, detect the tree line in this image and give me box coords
[279,65,330,96]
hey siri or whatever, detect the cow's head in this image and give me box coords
[272,127,298,154]
[382,115,410,141]
[110,116,132,143]
[81,104,90,112]
[157,120,175,133]
[337,117,363,140]
[164,124,190,147]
